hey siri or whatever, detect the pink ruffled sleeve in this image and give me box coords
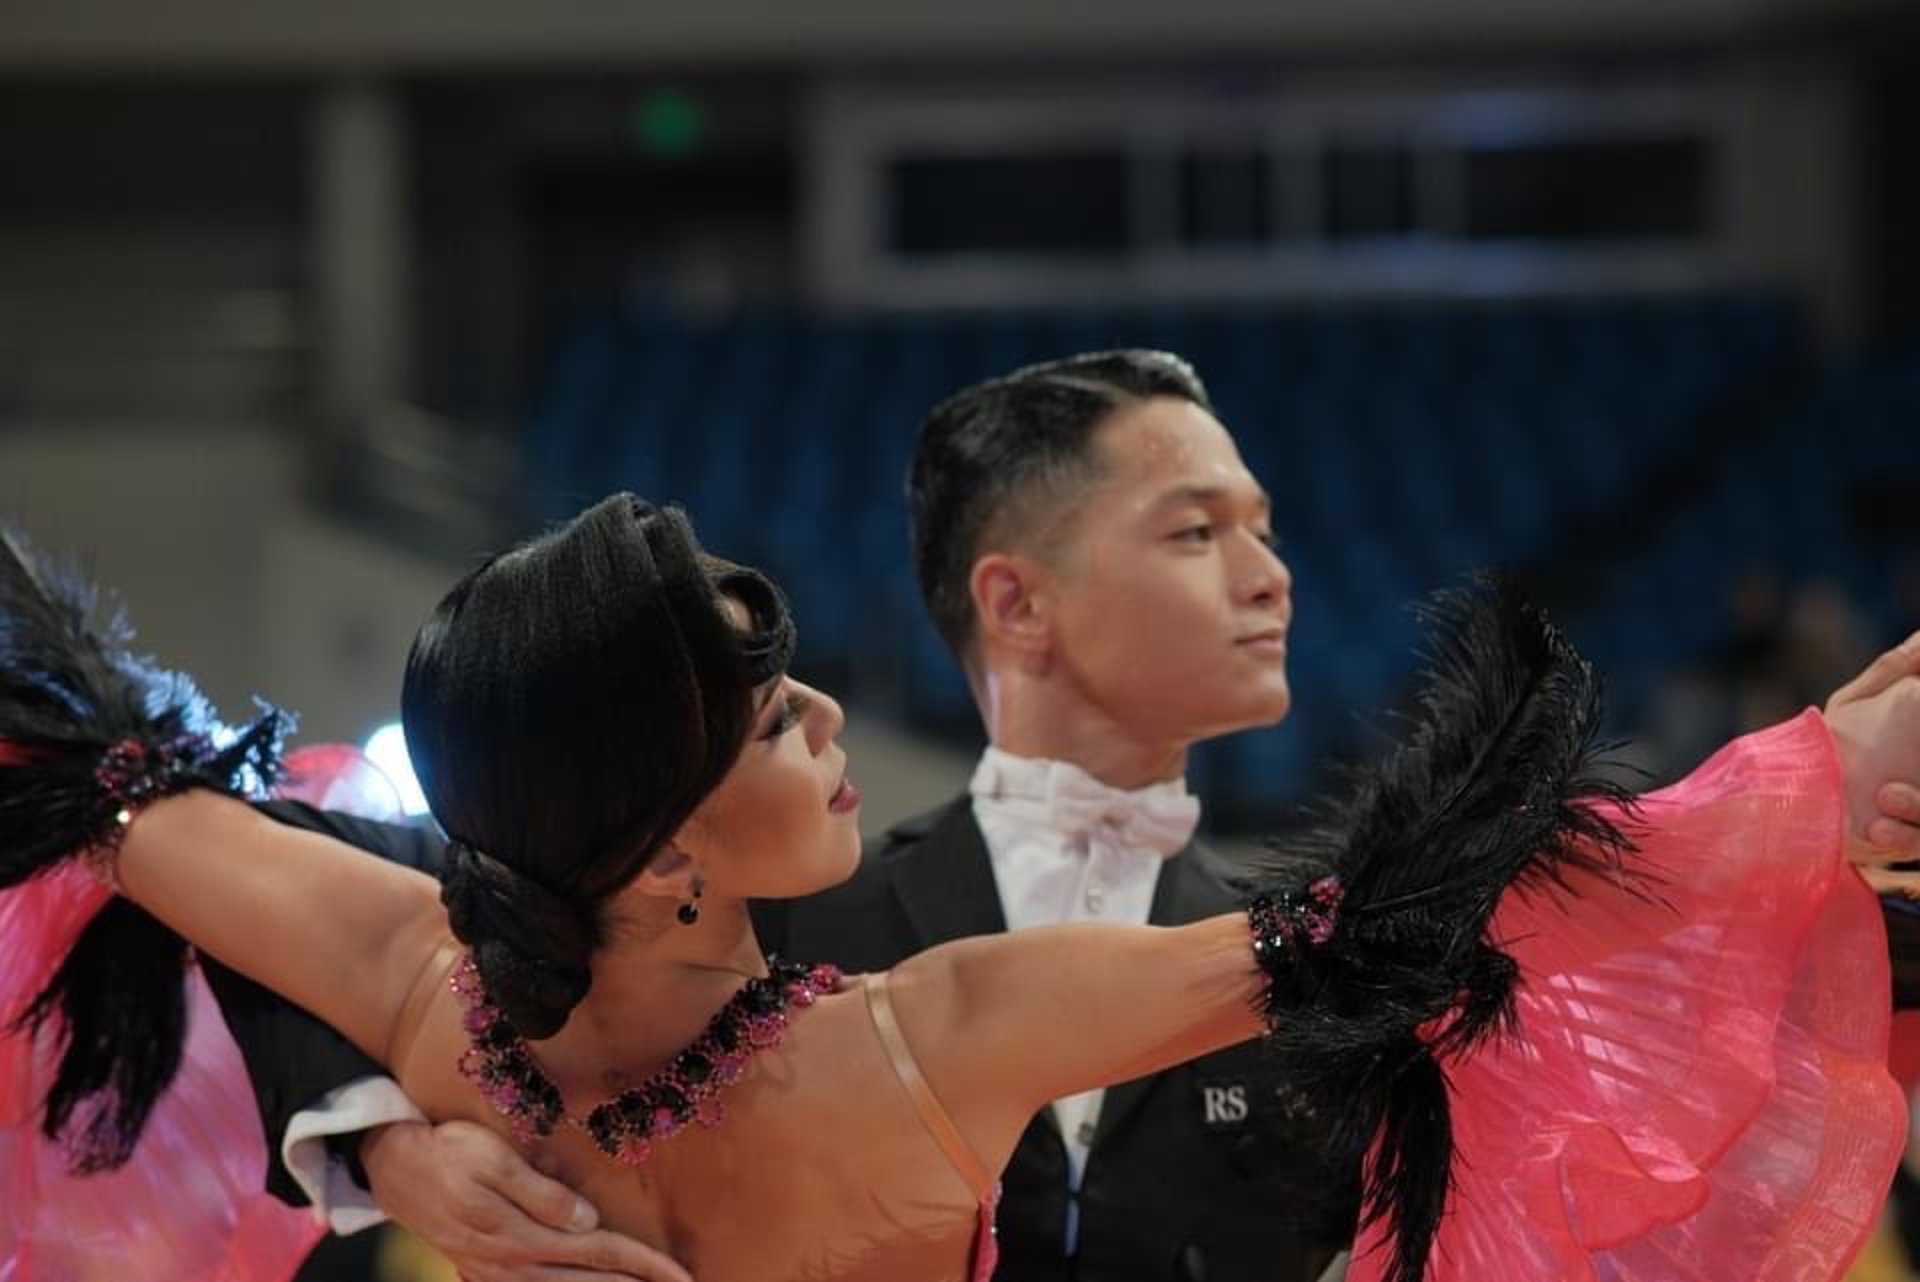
[1,867,323,1282]
[1350,709,1906,1282]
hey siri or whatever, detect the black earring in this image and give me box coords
[677,878,703,926]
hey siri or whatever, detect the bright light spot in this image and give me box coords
[364,722,430,817]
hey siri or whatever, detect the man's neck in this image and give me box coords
[980,668,1189,791]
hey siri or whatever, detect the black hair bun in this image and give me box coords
[440,838,596,1039]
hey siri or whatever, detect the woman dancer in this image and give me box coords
[1,494,1914,1282]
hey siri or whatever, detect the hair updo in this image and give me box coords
[402,495,795,1037]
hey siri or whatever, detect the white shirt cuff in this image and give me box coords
[281,1075,429,1235]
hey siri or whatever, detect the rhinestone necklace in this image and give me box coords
[451,953,841,1164]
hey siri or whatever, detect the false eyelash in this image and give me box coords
[763,691,809,738]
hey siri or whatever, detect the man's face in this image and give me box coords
[1040,396,1293,745]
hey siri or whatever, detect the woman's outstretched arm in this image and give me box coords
[887,914,1259,1133]
[117,789,447,1069]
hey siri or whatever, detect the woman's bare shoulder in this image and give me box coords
[388,939,478,1115]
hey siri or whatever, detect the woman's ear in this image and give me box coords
[631,842,700,903]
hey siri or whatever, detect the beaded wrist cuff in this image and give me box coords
[1248,875,1346,967]
[83,733,218,889]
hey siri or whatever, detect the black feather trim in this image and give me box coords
[16,899,192,1171]
[1242,573,1643,1282]
[0,527,289,1171]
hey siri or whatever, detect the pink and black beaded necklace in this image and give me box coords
[452,953,841,1165]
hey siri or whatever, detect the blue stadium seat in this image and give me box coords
[522,292,1816,821]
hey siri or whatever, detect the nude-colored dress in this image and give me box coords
[865,971,1001,1282]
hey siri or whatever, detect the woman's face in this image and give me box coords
[676,671,863,900]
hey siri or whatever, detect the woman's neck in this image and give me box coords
[540,895,770,1094]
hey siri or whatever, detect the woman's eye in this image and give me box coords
[763,692,808,739]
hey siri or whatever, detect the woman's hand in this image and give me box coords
[1823,630,1920,881]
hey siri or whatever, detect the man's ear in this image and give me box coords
[969,551,1052,659]
[631,843,700,903]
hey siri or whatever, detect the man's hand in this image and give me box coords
[1823,629,1920,878]
[361,1119,693,1282]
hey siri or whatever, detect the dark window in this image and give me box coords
[887,150,1131,256]
[1322,143,1417,239]
[1178,141,1277,246]
[1463,137,1710,240]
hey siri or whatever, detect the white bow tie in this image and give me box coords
[971,751,1201,858]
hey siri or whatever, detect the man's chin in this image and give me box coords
[1203,688,1292,738]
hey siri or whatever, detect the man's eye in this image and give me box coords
[1173,525,1215,543]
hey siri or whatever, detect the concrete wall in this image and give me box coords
[0,424,971,827]
[0,0,1899,70]
[0,425,452,743]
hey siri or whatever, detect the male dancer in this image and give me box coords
[755,350,1354,1281]
[210,352,1920,1282]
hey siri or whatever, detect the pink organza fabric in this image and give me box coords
[1349,709,1906,1282]
[0,746,402,1282]
[272,744,406,820]
[0,865,323,1282]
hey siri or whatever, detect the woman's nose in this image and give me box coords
[803,683,846,748]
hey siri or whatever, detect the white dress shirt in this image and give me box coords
[969,747,1201,1251]
[281,1076,424,1231]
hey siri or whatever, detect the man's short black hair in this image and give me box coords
[906,349,1212,660]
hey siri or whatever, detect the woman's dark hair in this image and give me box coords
[406,494,794,1038]
[906,348,1211,661]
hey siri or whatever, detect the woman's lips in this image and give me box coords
[829,776,861,814]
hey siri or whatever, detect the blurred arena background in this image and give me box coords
[2,0,1918,1277]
